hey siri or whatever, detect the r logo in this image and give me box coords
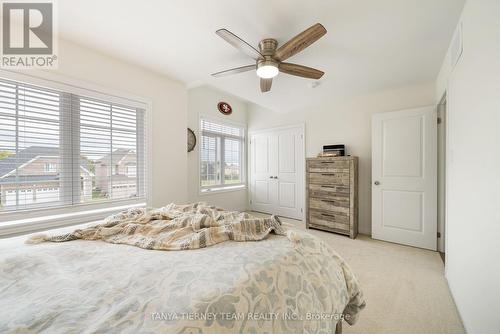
[2,2,53,54]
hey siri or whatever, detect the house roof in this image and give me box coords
[0,175,61,185]
[0,146,92,179]
[0,147,59,178]
[96,148,135,165]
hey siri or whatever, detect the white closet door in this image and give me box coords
[250,132,276,214]
[250,125,304,220]
[275,127,304,219]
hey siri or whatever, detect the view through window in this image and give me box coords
[0,77,146,212]
[200,119,244,191]
[79,98,139,203]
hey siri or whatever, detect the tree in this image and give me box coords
[0,151,12,160]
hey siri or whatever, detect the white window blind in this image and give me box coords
[0,77,147,214]
[200,119,244,191]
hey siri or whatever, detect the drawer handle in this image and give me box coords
[321,213,337,218]
[321,173,337,176]
[321,199,336,203]
[320,185,336,189]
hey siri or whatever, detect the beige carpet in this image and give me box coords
[250,212,465,334]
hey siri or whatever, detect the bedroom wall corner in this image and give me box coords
[187,85,249,211]
[247,83,436,235]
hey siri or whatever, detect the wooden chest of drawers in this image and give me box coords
[306,156,358,238]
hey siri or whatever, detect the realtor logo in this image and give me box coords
[1,0,57,68]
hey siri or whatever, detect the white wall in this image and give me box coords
[42,39,188,207]
[248,83,435,234]
[436,1,500,333]
[187,85,248,211]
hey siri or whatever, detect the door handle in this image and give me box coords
[374,181,380,185]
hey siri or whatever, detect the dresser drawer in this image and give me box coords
[308,172,350,186]
[308,184,350,198]
[309,197,350,214]
[309,209,350,231]
[307,159,350,172]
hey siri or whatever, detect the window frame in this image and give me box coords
[43,162,57,173]
[198,116,246,194]
[0,70,152,235]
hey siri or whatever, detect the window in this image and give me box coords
[200,118,245,192]
[0,77,147,214]
[79,97,143,202]
[126,165,137,177]
[44,163,57,173]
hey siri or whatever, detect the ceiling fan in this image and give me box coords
[211,23,327,93]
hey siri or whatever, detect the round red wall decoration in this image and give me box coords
[217,101,232,115]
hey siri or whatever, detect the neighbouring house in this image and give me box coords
[0,147,93,208]
[94,148,137,199]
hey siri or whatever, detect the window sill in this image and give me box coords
[199,184,246,196]
[0,201,146,238]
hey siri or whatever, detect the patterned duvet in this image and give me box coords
[0,220,365,333]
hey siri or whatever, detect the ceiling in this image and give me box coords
[59,0,464,112]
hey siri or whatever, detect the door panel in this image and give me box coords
[372,107,437,250]
[36,188,60,203]
[278,132,296,173]
[382,116,423,177]
[382,190,423,232]
[278,182,296,208]
[254,136,269,173]
[254,180,270,204]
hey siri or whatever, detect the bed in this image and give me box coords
[0,205,365,334]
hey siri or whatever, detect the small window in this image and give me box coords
[200,118,245,192]
[126,165,137,177]
[44,163,57,172]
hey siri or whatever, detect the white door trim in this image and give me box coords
[437,96,447,253]
[248,123,306,221]
[440,92,451,275]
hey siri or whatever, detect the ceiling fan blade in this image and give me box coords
[274,23,327,61]
[279,63,324,79]
[216,29,263,60]
[260,78,272,93]
[211,64,256,77]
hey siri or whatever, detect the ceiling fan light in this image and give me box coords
[256,64,279,79]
